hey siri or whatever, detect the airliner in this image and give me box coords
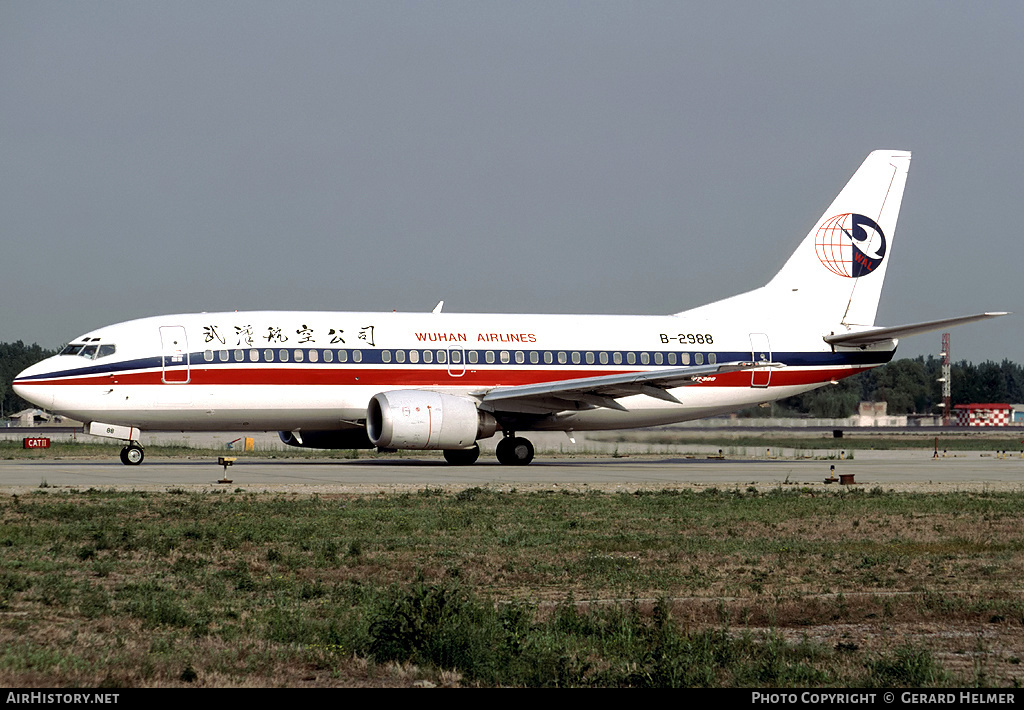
[13,150,1007,466]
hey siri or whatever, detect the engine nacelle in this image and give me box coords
[278,429,374,449]
[366,390,497,450]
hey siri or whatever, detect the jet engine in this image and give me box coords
[366,390,497,449]
[278,429,374,449]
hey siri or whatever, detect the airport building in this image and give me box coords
[953,403,1020,427]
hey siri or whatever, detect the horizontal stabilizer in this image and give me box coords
[823,312,1010,347]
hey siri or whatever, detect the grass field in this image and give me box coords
[2,484,1024,687]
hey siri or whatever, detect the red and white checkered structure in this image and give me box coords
[954,404,1013,427]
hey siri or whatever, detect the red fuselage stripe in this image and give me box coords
[21,366,869,389]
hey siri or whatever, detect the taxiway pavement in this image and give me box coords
[2,449,1021,494]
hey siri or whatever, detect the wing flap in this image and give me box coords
[477,361,771,413]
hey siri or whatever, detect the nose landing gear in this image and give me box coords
[119,442,145,466]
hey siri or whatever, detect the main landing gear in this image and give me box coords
[495,434,535,466]
[443,444,480,466]
[442,434,536,466]
[119,442,145,466]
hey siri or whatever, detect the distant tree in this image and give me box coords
[952,359,1024,404]
[775,355,1022,418]
[0,341,56,417]
[865,356,942,414]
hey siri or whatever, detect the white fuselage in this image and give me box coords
[12,309,894,434]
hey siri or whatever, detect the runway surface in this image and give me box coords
[2,449,1022,494]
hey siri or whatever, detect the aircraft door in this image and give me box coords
[447,345,465,377]
[749,333,771,388]
[159,326,190,384]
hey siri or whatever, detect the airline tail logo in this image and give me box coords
[814,213,887,278]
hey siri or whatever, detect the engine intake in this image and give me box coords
[366,391,497,449]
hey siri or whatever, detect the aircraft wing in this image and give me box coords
[824,312,1010,347]
[475,361,771,414]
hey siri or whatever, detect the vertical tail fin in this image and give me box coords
[765,150,911,327]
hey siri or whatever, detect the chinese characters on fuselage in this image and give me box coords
[202,324,377,347]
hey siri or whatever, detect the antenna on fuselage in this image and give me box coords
[432,300,444,313]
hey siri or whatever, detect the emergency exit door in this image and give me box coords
[749,333,771,388]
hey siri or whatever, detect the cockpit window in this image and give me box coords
[60,343,116,359]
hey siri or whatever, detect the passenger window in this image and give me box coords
[450,350,461,364]
[264,349,274,362]
[409,350,419,364]
[323,350,333,363]
[654,352,663,365]
[515,351,525,364]
[352,351,361,363]
[234,349,244,362]
[423,350,433,364]
[695,353,704,365]
[382,350,392,363]
[585,352,595,364]
[218,350,229,362]
[681,353,690,365]
[468,351,478,364]
[395,350,405,364]
[249,349,259,362]
[558,352,567,364]
[668,353,677,365]
[571,352,581,364]
[599,352,608,365]
[204,350,214,362]
[613,352,622,365]
[640,353,650,365]
[500,351,510,364]
[279,349,289,362]
[485,351,495,364]
[544,351,553,364]
[338,350,348,363]
[530,351,540,364]
[709,352,717,365]
[626,352,636,365]
[308,349,318,363]
[436,350,447,364]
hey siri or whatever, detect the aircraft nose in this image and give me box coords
[12,360,57,410]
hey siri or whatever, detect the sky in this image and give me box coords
[2,1,1021,364]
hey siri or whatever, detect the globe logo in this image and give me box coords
[814,213,887,278]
